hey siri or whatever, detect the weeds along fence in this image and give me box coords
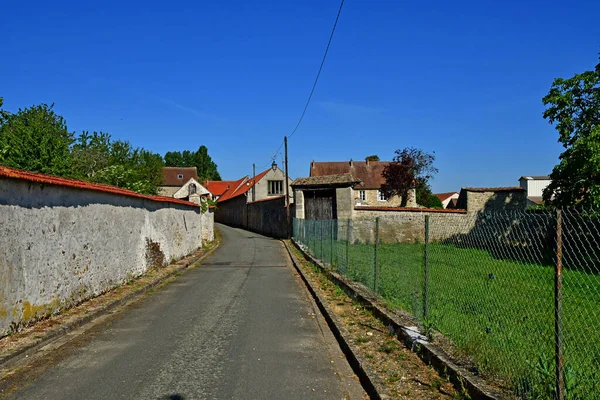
[293,210,600,400]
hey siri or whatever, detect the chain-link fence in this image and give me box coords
[293,209,600,400]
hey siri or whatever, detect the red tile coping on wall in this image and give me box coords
[0,166,200,208]
[247,195,285,205]
[354,206,467,214]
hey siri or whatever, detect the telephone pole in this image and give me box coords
[252,163,256,202]
[284,136,290,237]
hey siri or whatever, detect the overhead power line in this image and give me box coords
[289,0,345,139]
[261,0,346,170]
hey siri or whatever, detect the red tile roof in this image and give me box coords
[205,180,236,196]
[310,160,389,189]
[217,169,271,203]
[434,192,459,202]
[161,167,199,187]
[0,166,199,207]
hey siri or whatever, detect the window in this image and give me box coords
[268,180,284,195]
[359,190,366,201]
[177,174,183,179]
[377,190,388,201]
[189,183,197,195]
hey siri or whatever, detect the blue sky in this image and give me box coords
[2,0,599,192]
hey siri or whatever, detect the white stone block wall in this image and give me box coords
[0,177,211,337]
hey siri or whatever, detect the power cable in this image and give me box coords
[288,0,345,139]
[261,0,345,169]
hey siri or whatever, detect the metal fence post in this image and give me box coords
[374,217,380,293]
[320,220,324,259]
[346,219,351,273]
[330,220,334,268]
[424,215,430,320]
[555,210,565,400]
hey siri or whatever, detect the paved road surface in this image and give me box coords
[5,224,364,400]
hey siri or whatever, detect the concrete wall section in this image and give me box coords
[201,209,215,242]
[0,177,209,337]
[294,190,305,219]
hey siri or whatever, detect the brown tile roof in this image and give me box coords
[434,192,459,202]
[161,167,199,187]
[310,161,389,189]
[462,187,525,193]
[292,173,361,187]
[0,166,199,207]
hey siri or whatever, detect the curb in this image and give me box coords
[283,240,389,400]
[285,239,507,400]
[0,239,220,369]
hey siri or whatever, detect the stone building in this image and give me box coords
[518,175,551,206]
[158,167,211,201]
[309,159,416,207]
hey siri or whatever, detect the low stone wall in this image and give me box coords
[0,169,211,337]
[351,207,473,244]
[215,195,290,239]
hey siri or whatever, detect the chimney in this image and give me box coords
[366,158,369,167]
[349,158,353,168]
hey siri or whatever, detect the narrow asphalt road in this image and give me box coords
[4,224,365,400]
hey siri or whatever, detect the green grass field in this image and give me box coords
[299,232,600,399]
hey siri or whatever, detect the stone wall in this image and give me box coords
[247,196,290,239]
[214,195,247,228]
[351,208,473,244]
[0,174,211,337]
[201,209,215,242]
[457,190,527,213]
[215,195,290,238]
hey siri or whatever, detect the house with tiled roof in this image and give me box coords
[434,192,459,209]
[158,167,211,201]
[206,162,293,205]
[310,159,416,208]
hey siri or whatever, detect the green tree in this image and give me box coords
[164,151,184,167]
[365,155,380,162]
[381,147,438,207]
[164,145,221,181]
[0,102,74,176]
[72,132,164,195]
[542,57,600,207]
[71,131,112,179]
[194,145,221,181]
[416,183,443,209]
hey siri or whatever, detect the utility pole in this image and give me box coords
[252,163,256,202]
[284,136,290,237]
